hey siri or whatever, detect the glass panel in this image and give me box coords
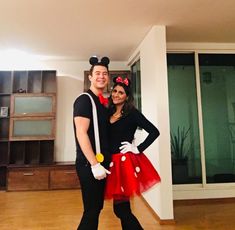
[167,53,202,184]
[14,96,53,114]
[13,120,52,136]
[199,54,235,183]
[131,60,141,111]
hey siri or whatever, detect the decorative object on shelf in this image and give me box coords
[0,107,8,117]
[17,88,26,93]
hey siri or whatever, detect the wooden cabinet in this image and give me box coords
[50,164,80,190]
[7,167,49,191]
[0,70,57,190]
[7,163,80,191]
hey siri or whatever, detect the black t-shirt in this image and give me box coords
[108,108,160,154]
[73,90,110,166]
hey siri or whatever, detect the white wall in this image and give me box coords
[128,26,174,220]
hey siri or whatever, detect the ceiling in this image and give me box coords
[0,0,235,61]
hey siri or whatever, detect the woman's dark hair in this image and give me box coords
[89,56,110,75]
[109,76,135,117]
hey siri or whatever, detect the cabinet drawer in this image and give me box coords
[50,169,80,189]
[7,168,49,191]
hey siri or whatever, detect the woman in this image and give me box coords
[105,76,161,230]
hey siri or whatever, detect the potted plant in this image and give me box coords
[170,126,191,184]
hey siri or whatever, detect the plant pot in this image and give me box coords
[172,161,188,184]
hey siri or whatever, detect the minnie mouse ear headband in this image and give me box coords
[89,56,110,69]
[113,76,130,87]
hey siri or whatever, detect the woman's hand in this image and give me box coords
[119,141,140,154]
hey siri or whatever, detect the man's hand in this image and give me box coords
[91,163,111,180]
[119,141,140,154]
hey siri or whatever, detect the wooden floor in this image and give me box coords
[0,189,235,230]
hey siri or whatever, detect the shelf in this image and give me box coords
[0,118,9,139]
[8,140,55,165]
[13,71,28,93]
[0,138,9,142]
[0,166,7,189]
[0,142,9,165]
[9,141,25,165]
[0,96,10,123]
[40,140,54,164]
[28,71,42,93]
[0,71,12,94]
[0,116,10,119]
[0,93,11,96]
[42,71,57,93]
[11,70,57,94]
[25,141,40,164]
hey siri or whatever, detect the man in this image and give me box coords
[73,57,110,230]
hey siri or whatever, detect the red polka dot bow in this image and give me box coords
[116,76,129,86]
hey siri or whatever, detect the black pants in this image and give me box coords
[113,200,144,230]
[76,162,106,230]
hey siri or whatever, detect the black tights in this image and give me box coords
[113,200,144,230]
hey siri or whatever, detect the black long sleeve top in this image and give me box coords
[108,108,160,154]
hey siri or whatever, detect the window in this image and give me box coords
[167,53,201,184]
[168,53,235,184]
[199,54,235,183]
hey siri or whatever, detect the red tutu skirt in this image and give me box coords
[105,152,161,200]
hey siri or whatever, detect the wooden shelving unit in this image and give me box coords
[0,71,56,190]
[0,70,79,191]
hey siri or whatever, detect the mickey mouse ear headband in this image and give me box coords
[89,56,110,67]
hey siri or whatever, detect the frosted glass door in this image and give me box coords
[10,118,55,140]
[12,95,55,116]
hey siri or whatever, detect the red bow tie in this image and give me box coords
[98,94,108,106]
